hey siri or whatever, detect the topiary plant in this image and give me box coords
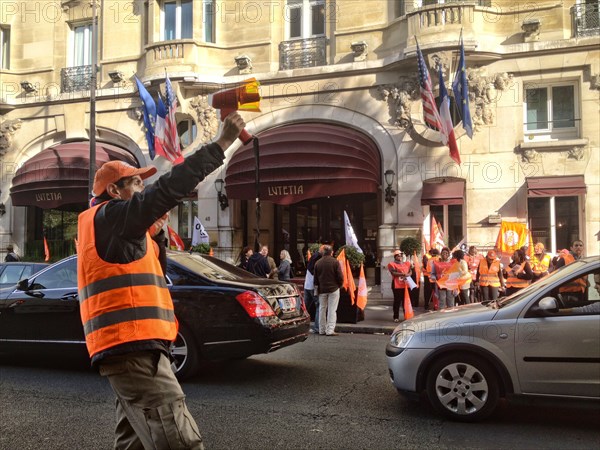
[335,245,365,269]
[190,243,211,254]
[399,237,422,256]
[308,243,322,255]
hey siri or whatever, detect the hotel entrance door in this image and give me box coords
[273,193,378,274]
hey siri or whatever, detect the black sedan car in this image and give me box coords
[0,262,49,288]
[0,251,310,379]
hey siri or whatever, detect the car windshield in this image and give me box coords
[167,251,259,282]
[495,258,591,308]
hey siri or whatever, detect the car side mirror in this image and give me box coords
[16,278,30,291]
[538,297,559,312]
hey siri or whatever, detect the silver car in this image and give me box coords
[386,256,600,422]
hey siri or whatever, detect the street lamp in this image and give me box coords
[384,169,397,205]
[214,178,229,210]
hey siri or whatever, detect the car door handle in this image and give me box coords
[61,293,78,300]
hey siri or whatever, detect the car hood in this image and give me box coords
[394,303,498,332]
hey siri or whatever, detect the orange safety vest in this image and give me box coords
[505,262,531,289]
[558,253,587,293]
[479,259,501,287]
[465,254,482,281]
[388,260,411,289]
[77,203,177,358]
[424,255,439,278]
[422,254,432,277]
[433,259,453,288]
[531,253,551,273]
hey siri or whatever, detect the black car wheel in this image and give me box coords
[426,354,499,422]
[169,323,199,381]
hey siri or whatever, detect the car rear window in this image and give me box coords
[168,252,259,282]
[0,265,27,284]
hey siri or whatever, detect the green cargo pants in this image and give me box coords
[99,351,203,450]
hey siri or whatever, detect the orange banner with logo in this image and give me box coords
[495,221,528,255]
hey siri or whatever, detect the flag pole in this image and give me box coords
[89,0,98,199]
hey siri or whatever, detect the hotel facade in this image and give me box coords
[0,0,598,295]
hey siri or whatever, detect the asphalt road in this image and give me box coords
[1,334,599,450]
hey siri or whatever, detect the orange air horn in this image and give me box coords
[211,78,261,145]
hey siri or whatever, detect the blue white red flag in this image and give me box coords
[452,35,473,139]
[438,66,461,165]
[154,75,184,165]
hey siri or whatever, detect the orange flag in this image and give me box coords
[346,258,356,305]
[167,225,185,251]
[412,251,421,288]
[336,248,349,292]
[404,285,414,319]
[527,230,534,259]
[431,216,445,250]
[495,221,528,256]
[43,236,50,262]
[357,263,368,310]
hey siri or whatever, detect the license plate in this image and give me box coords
[278,297,296,312]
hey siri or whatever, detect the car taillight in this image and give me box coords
[235,291,275,318]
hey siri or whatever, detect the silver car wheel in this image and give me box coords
[434,362,489,415]
[169,330,189,374]
[168,323,200,380]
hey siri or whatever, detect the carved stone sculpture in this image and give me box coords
[378,78,419,128]
[189,96,219,144]
[0,119,22,156]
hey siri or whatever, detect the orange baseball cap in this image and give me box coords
[92,161,157,197]
[486,250,497,259]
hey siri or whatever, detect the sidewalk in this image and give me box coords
[313,298,430,336]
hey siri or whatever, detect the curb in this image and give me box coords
[336,325,396,335]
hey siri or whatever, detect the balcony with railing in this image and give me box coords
[61,65,93,93]
[279,36,328,71]
[571,2,599,37]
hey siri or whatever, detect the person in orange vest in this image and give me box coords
[531,242,552,282]
[504,248,533,296]
[388,249,412,322]
[77,112,245,449]
[430,247,454,309]
[451,249,472,305]
[477,250,505,301]
[554,239,587,305]
[464,245,482,303]
[422,248,439,310]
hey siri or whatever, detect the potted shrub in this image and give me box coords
[335,245,365,270]
[334,245,366,324]
[399,237,422,257]
[190,243,211,254]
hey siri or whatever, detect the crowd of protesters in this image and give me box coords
[417,239,586,314]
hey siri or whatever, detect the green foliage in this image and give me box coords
[190,243,211,254]
[308,243,322,254]
[335,245,365,269]
[399,237,422,256]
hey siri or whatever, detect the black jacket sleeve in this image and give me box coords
[95,143,225,264]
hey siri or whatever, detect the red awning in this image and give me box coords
[10,142,138,209]
[225,123,381,205]
[421,179,465,205]
[526,176,586,197]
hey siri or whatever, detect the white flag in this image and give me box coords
[343,210,363,253]
[192,217,209,246]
